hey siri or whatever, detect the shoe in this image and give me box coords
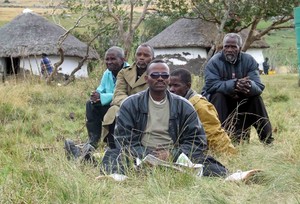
[95,173,128,182]
[64,139,81,159]
[80,143,98,165]
[225,169,263,182]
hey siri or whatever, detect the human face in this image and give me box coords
[223,37,240,63]
[169,76,190,97]
[105,51,124,74]
[145,63,170,92]
[135,46,153,69]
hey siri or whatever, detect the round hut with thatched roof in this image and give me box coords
[146,18,269,75]
[0,10,99,79]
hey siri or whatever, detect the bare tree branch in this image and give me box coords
[64,33,101,86]
[133,0,152,31]
[200,0,232,76]
[46,13,88,84]
[242,15,294,51]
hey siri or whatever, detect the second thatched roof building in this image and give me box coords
[146,18,269,75]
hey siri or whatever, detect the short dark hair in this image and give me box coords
[42,53,47,57]
[137,43,155,58]
[146,59,168,74]
[170,68,192,84]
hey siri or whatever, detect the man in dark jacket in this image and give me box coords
[99,59,228,180]
[202,33,274,144]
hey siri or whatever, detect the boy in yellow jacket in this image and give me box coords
[169,68,236,155]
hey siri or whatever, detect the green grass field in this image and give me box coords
[0,73,300,203]
[0,3,300,203]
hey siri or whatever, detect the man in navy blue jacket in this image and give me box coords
[202,33,274,145]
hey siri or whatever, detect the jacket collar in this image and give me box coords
[140,89,177,119]
[123,63,147,88]
[184,89,197,100]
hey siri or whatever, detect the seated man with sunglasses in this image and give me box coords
[99,59,229,180]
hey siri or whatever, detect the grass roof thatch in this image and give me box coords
[146,18,269,49]
[0,12,99,59]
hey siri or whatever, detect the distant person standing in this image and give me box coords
[40,53,53,78]
[263,57,270,75]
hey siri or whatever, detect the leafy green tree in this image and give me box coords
[140,13,177,42]
[158,0,298,51]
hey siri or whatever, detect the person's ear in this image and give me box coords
[144,75,148,82]
[187,82,191,89]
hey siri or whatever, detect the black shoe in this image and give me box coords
[80,143,98,165]
[64,139,81,160]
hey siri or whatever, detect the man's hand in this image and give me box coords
[235,76,251,95]
[90,91,100,104]
[153,149,171,161]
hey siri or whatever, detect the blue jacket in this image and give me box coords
[96,63,130,105]
[202,51,265,99]
[114,89,208,162]
[40,57,53,73]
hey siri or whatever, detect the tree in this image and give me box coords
[159,0,297,50]
[63,0,154,59]
[157,0,298,72]
[46,14,98,85]
[140,13,177,42]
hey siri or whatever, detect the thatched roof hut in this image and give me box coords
[0,12,99,59]
[0,11,99,79]
[146,18,269,74]
[146,18,269,49]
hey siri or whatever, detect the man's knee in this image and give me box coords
[210,92,226,102]
[100,148,124,174]
[210,93,229,123]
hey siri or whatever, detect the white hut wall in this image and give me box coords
[0,58,5,81]
[154,48,207,65]
[21,56,89,78]
[0,58,5,73]
[245,48,264,71]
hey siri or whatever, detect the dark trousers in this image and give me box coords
[210,93,274,144]
[106,121,116,149]
[85,101,110,148]
[100,148,228,177]
[263,68,269,75]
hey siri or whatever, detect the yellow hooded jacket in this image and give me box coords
[187,90,237,155]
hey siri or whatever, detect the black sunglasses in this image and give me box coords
[149,72,170,79]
